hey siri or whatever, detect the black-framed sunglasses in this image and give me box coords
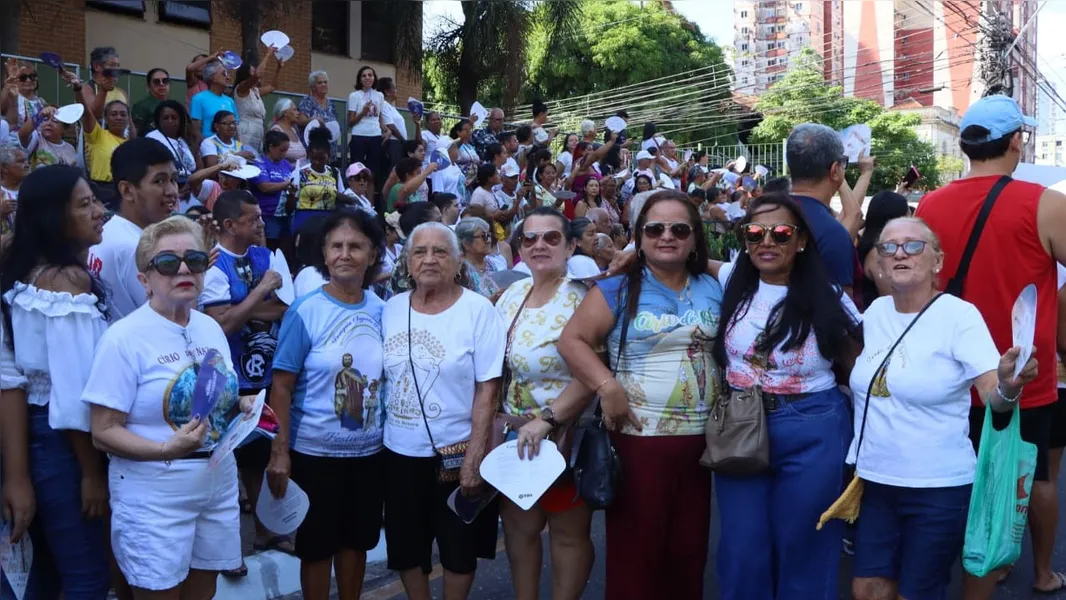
[643,221,693,240]
[17,73,37,82]
[875,240,927,257]
[741,223,798,245]
[147,250,210,276]
[151,77,171,86]
[521,230,565,248]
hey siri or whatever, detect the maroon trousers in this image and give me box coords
[604,433,712,600]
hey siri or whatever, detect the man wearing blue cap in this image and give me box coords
[917,94,1066,596]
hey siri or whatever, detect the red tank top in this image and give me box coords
[916,175,1055,408]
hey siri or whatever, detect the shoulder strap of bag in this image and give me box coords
[944,175,1012,297]
[854,293,944,464]
[409,298,439,453]
[595,288,631,419]
[499,284,537,411]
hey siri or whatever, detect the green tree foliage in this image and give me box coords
[752,48,940,191]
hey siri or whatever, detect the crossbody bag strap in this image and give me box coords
[945,175,1012,297]
[499,285,537,412]
[595,290,631,419]
[854,293,944,464]
[409,298,439,452]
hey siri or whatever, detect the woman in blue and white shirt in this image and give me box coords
[266,209,388,600]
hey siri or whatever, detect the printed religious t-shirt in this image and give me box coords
[596,269,723,436]
[381,289,505,457]
[81,304,240,451]
[272,287,386,458]
[292,163,345,212]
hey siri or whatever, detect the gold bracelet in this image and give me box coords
[595,377,612,392]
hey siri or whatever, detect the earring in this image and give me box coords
[934,268,941,274]
[798,247,805,253]
[637,249,645,260]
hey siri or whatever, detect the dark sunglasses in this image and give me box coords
[521,230,565,248]
[151,77,170,86]
[18,73,37,82]
[147,250,210,276]
[102,68,128,78]
[875,240,927,257]
[741,223,798,245]
[643,222,692,240]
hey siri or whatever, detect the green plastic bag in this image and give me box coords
[962,403,1037,577]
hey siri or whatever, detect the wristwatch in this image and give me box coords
[541,406,560,429]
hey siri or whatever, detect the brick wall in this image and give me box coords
[18,0,86,65]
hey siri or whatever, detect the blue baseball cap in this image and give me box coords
[960,95,1037,143]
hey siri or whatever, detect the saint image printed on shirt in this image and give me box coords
[334,353,368,430]
[163,356,240,445]
[383,327,446,432]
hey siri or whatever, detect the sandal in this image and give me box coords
[997,564,1014,584]
[1034,572,1066,595]
[221,560,248,578]
[240,497,253,514]
[253,535,296,555]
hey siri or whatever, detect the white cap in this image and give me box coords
[636,150,654,162]
[500,159,520,178]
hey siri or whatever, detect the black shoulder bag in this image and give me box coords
[569,293,630,510]
[944,176,1012,298]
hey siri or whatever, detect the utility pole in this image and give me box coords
[976,0,1015,98]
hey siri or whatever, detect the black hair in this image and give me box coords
[484,142,504,163]
[2,166,110,344]
[762,176,791,195]
[431,192,459,214]
[396,157,422,182]
[313,209,386,288]
[959,125,1016,161]
[399,202,440,238]
[213,190,257,226]
[449,120,470,140]
[111,138,176,186]
[615,110,630,120]
[570,217,595,257]
[712,193,857,367]
[185,205,209,219]
[617,191,709,319]
[515,206,572,242]
[210,110,235,135]
[642,122,657,141]
[263,129,289,153]
[857,191,910,264]
[516,124,533,144]
[307,127,331,154]
[355,65,377,91]
[689,188,707,202]
[730,190,747,203]
[634,174,653,190]
[375,76,395,94]
[475,163,497,188]
[498,131,516,145]
[152,99,189,137]
[146,67,169,83]
[295,214,330,273]
[532,100,548,119]
[234,59,253,88]
[402,139,423,157]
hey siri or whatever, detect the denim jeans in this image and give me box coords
[715,387,853,600]
[4,405,111,600]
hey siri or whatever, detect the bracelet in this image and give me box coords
[159,441,170,463]
[595,377,612,392]
[997,384,1021,403]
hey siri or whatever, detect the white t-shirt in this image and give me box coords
[421,130,441,169]
[719,262,859,394]
[273,287,386,457]
[382,289,506,457]
[513,256,601,280]
[347,90,385,137]
[294,266,327,299]
[469,187,499,214]
[81,304,240,451]
[846,294,999,487]
[557,151,573,178]
[147,130,196,176]
[381,102,407,140]
[87,215,146,320]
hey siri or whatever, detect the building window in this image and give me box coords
[768,59,777,66]
[159,1,211,27]
[741,10,748,17]
[742,27,750,34]
[361,2,396,63]
[86,0,144,15]
[312,1,349,56]
[741,43,748,51]
[795,3,803,11]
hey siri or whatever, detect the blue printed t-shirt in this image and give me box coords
[251,156,293,215]
[199,245,280,391]
[793,195,857,289]
[596,269,723,436]
[190,89,239,138]
[272,287,385,457]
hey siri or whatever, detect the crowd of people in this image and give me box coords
[0,44,1059,600]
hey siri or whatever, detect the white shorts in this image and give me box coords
[109,453,241,590]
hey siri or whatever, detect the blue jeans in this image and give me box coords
[4,406,111,599]
[715,387,853,600]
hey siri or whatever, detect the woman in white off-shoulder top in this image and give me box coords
[0,165,113,599]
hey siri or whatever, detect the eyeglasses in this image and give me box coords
[151,77,170,86]
[17,73,36,82]
[643,222,693,240]
[219,120,237,127]
[741,223,798,245]
[875,240,927,257]
[521,230,565,248]
[146,251,210,276]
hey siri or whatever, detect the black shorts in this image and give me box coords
[289,450,385,562]
[969,403,1055,481]
[234,386,271,471]
[1050,388,1066,450]
[383,449,498,575]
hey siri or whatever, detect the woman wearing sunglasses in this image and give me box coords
[82,216,253,598]
[455,217,500,300]
[1,59,46,128]
[496,207,595,600]
[712,193,860,600]
[559,190,721,600]
[0,166,112,599]
[849,217,1036,600]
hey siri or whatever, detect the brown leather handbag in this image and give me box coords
[699,372,769,475]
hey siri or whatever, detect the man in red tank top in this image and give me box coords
[916,95,1066,596]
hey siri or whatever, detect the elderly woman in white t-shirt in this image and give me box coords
[82,216,254,598]
[848,217,1037,600]
[381,222,505,600]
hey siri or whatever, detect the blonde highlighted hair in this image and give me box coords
[135,216,205,273]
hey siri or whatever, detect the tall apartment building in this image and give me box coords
[732,0,843,95]
[1037,82,1062,137]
